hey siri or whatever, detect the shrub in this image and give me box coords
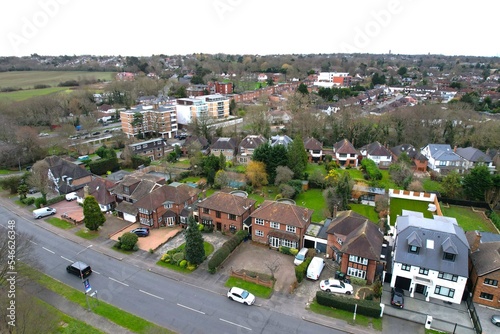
[22,197,35,205]
[208,230,248,273]
[149,248,154,254]
[187,263,197,271]
[46,195,65,205]
[133,244,139,251]
[279,246,292,255]
[172,252,185,265]
[34,197,47,209]
[350,277,367,286]
[361,159,382,180]
[316,291,381,318]
[119,232,138,251]
[489,211,500,230]
[161,253,170,262]
[113,241,122,249]
[179,260,187,268]
[295,257,312,283]
[203,225,214,233]
[290,248,299,256]
[198,224,204,231]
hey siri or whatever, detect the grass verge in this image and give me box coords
[224,276,273,299]
[308,300,382,331]
[75,228,100,239]
[46,217,76,230]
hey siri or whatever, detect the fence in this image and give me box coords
[230,268,273,288]
[466,295,482,334]
[438,197,490,210]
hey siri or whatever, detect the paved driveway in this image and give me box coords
[111,225,183,251]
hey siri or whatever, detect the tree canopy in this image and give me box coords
[83,195,106,231]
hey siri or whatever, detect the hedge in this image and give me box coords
[489,211,500,230]
[46,195,65,205]
[316,291,381,318]
[361,159,382,181]
[208,230,248,273]
[295,257,312,283]
[89,157,119,175]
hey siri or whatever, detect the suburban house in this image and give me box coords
[390,144,428,172]
[134,182,200,228]
[325,210,385,284]
[182,135,210,156]
[303,137,323,162]
[210,137,238,162]
[268,109,292,126]
[332,139,359,167]
[359,141,392,168]
[270,135,293,148]
[486,148,499,173]
[237,135,267,165]
[196,191,256,233]
[111,173,166,223]
[45,156,93,195]
[391,210,469,305]
[466,230,500,308]
[455,147,495,174]
[250,200,313,249]
[420,144,466,174]
[128,138,169,161]
[75,177,117,212]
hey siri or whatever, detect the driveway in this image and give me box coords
[49,199,83,222]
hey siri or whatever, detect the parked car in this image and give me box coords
[227,287,255,306]
[33,207,56,219]
[65,192,77,201]
[66,261,92,278]
[130,227,150,237]
[391,287,405,308]
[306,256,325,280]
[28,187,39,194]
[319,278,354,295]
[491,315,500,327]
[294,247,309,266]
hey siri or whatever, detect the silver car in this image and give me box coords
[492,315,500,327]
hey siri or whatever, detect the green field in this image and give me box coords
[0,71,115,89]
[0,86,73,101]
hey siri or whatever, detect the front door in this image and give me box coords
[415,283,426,295]
[216,222,221,231]
[270,237,280,248]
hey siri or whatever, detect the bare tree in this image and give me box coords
[264,256,281,280]
[0,230,36,286]
[27,159,50,197]
[274,166,294,186]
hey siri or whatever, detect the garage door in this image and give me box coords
[395,276,411,291]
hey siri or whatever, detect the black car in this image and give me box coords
[130,227,150,237]
[66,261,92,278]
[391,287,405,308]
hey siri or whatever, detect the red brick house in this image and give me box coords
[196,192,256,233]
[250,200,313,249]
[466,230,500,308]
[326,210,384,284]
[390,144,428,172]
[303,137,323,162]
[333,139,359,167]
[134,182,200,228]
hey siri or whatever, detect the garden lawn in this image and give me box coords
[389,197,434,225]
[225,276,273,299]
[306,163,326,176]
[309,300,382,331]
[295,188,327,223]
[422,178,444,193]
[441,205,496,232]
[46,217,75,230]
[349,204,379,223]
[75,229,100,240]
[346,168,365,181]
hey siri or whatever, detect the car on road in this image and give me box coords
[130,227,150,237]
[227,287,255,306]
[33,207,56,219]
[319,278,354,295]
[492,315,500,327]
[66,261,92,278]
[391,287,405,308]
[65,192,77,201]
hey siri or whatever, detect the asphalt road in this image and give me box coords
[0,205,344,334]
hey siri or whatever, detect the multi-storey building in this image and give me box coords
[128,138,168,161]
[313,72,352,88]
[120,104,178,139]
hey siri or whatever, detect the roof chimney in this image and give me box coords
[471,230,481,253]
[453,145,457,153]
[333,205,338,218]
[84,185,89,198]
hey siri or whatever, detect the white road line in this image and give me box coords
[177,303,205,315]
[109,277,129,286]
[29,240,38,245]
[139,289,164,300]
[61,256,73,262]
[219,318,252,331]
[92,270,100,275]
[42,247,55,254]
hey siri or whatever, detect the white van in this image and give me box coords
[306,256,326,280]
[33,207,57,219]
[294,247,309,266]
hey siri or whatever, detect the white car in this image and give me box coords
[65,192,77,201]
[227,287,255,305]
[319,278,354,295]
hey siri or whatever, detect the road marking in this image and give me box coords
[219,318,252,331]
[177,303,205,314]
[61,256,73,262]
[109,277,129,286]
[29,240,38,245]
[42,247,55,254]
[139,289,164,300]
[92,270,100,275]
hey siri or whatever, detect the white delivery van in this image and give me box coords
[33,207,57,219]
[294,247,309,266]
[306,256,325,280]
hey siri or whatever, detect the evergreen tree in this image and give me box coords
[184,216,205,265]
[83,195,106,231]
[462,165,493,201]
[287,135,308,179]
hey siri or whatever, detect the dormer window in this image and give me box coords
[443,252,456,261]
[123,186,130,195]
[408,245,420,254]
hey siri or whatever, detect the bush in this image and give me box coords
[489,211,500,230]
[161,253,170,262]
[316,291,381,318]
[22,197,35,205]
[290,248,299,256]
[208,230,248,273]
[350,277,367,286]
[113,241,122,249]
[279,246,292,255]
[172,252,185,265]
[198,224,204,231]
[46,195,65,205]
[295,257,312,283]
[179,260,187,268]
[119,232,138,251]
[89,157,119,175]
[133,244,139,251]
[187,263,197,271]
[361,159,382,181]
[34,197,47,209]
[203,225,214,233]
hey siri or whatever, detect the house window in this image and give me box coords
[123,186,130,195]
[216,211,221,218]
[347,267,366,279]
[255,218,264,226]
[138,208,151,214]
[479,292,494,300]
[286,225,296,233]
[401,264,411,271]
[419,268,429,275]
[435,286,455,298]
[229,224,237,232]
[164,202,172,209]
[166,217,175,226]
[349,255,368,265]
[180,216,187,224]
[484,278,498,287]
[408,245,420,254]
[443,252,456,261]
[228,214,236,221]
[281,239,297,249]
[337,237,343,245]
[270,222,280,229]
[255,230,264,237]
[140,217,152,226]
[438,272,458,282]
[203,208,209,214]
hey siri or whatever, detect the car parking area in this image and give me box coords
[110,224,182,251]
[48,199,83,222]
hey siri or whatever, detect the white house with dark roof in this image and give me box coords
[359,141,392,168]
[455,147,495,174]
[390,210,469,304]
[420,144,466,174]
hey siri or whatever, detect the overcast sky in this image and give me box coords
[1,0,498,58]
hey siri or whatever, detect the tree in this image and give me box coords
[27,159,50,198]
[246,161,268,188]
[202,154,221,185]
[462,165,493,201]
[389,161,413,189]
[184,215,205,265]
[397,66,408,76]
[252,143,288,184]
[279,184,296,199]
[214,170,229,189]
[274,166,294,186]
[485,174,500,210]
[297,83,309,95]
[335,171,354,210]
[287,135,308,179]
[119,232,138,251]
[441,170,463,198]
[83,195,106,231]
[264,257,281,280]
[323,187,341,217]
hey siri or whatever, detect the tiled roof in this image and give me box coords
[341,221,384,261]
[211,137,238,150]
[239,135,267,150]
[197,192,256,216]
[303,137,323,150]
[455,147,491,163]
[333,139,359,155]
[250,200,312,229]
[134,183,200,211]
